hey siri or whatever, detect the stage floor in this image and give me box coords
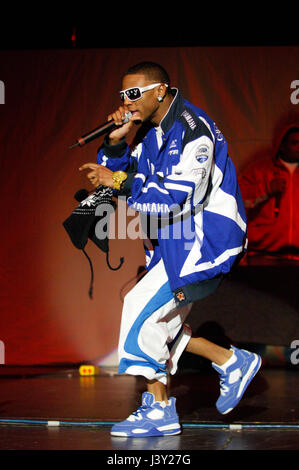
[0,365,298,452]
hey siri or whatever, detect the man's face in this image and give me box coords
[120,74,161,124]
[281,132,299,163]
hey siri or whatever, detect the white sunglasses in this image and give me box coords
[120,83,168,102]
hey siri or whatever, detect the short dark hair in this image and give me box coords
[281,126,299,145]
[124,62,170,87]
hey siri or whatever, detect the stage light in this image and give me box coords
[79,364,99,376]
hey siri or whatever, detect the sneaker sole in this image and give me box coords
[221,353,262,415]
[111,427,181,438]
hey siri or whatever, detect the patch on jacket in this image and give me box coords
[181,110,196,131]
[175,290,186,302]
[195,144,209,163]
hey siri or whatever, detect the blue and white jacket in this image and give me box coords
[97,89,247,304]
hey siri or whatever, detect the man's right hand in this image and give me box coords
[268,177,287,197]
[107,106,135,145]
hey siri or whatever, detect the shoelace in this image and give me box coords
[219,374,230,396]
[129,404,151,421]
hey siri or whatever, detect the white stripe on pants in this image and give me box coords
[118,259,192,384]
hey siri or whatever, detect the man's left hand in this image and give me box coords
[79,163,114,188]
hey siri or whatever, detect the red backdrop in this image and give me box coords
[0,46,298,365]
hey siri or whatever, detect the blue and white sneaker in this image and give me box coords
[212,346,262,414]
[110,392,181,437]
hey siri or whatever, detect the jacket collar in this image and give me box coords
[159,88,184,134]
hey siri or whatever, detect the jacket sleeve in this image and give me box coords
[127,134,214,216]
[96,137,138,196]
[96,137,131,172]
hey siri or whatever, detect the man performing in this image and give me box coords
[79,61,261,437]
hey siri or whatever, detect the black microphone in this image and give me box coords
[69,112,132,149]
[274,192,282,217]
